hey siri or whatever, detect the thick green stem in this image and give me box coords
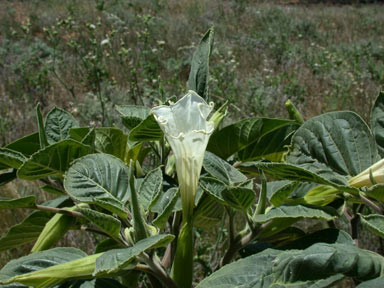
[171,219,194,288]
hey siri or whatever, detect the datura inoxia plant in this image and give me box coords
[2,27,384,288]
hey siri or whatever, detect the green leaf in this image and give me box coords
[5,132,40,157]
[253,205,338,224]
[0,247,88,286]
[45,107,79,144]
[275,244,383,282]
[242,162,357,194]
[242,228,352,257]
[207,117,296,159]
[0,169,17,186]
[200,177,255,211]
[0,196,36,209]
[41,184,66,195]
[115,105,150,130]
[203,151,247,185]
[356,277,384,288]
[365,184,384,202]
[17,140,92,180]
[77,208,121,238]
[128,161,150,242]
[287,111,379,178]
[69,127,92,142]
[360,214,384,239]
[64,154,130,217]
[94,234,174,276]
[152,187,179,228]
[128,114,162,142]
[94,128,127,160]
[138,167,162,211]
[280,228,354,250]
[0,148,26,169]
[257,218,300,240]
[187,27,214,100]
[69,278,127,288]
[199,177,229,204]
[36,103,49,149]
[223,185,255,211]
[193,194,224,229]
[268,181,302,206]
[237,123,297,162]
[371,91,384,156]
[95,239,122,254]
[197,243,383,288]
[0,211,53,252]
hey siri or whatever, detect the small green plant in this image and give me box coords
[3,27,384,288]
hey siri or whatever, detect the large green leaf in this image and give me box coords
[5,132,40,157]
[138,167,162,211]
[280,228,354,250]
[193,194,224,229]
[197,243,384,288]
[0,148,26,169]
[152,187,179,228]
[45,107,79,144]
[371,91,384,156]
[203,151,247,185]
[200,177,255,211]
[365,184,384,203]
[0,196,36,209]
[77,208,121,239]
[242,162,357,194]
[115,105,150,130]
[223,185,255,211]
[66,278,127,288]
[268,181,301,206]
[357,277,384,288]
[253,205,338,224]
[360,214,384,239]
[94,234,174,276]
[242,228,353,257]
[0,248,88,286]
[207,117,295,159]
[17,140,91,180]
[64,154,130,217]
[36,103,49,149]
[0,169,17,186]
[187,27,214,100]
[94,128,127,160]
[237,123,297,162]
[128,114,162,142]
[0,211,52,251]
[287,111,379,178]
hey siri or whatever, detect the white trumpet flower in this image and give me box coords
[349,158,384,188]
[152,90,214,219]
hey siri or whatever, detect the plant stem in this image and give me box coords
[171,219,194,288]
[220,228,259,267]
[35,204,85,218]
[359,193,383,214]
[140,253,179,288]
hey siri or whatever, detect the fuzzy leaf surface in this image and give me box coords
[64,154,130,217]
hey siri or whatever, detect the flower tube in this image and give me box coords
[349,158,384,188]
[152,90,214,287]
